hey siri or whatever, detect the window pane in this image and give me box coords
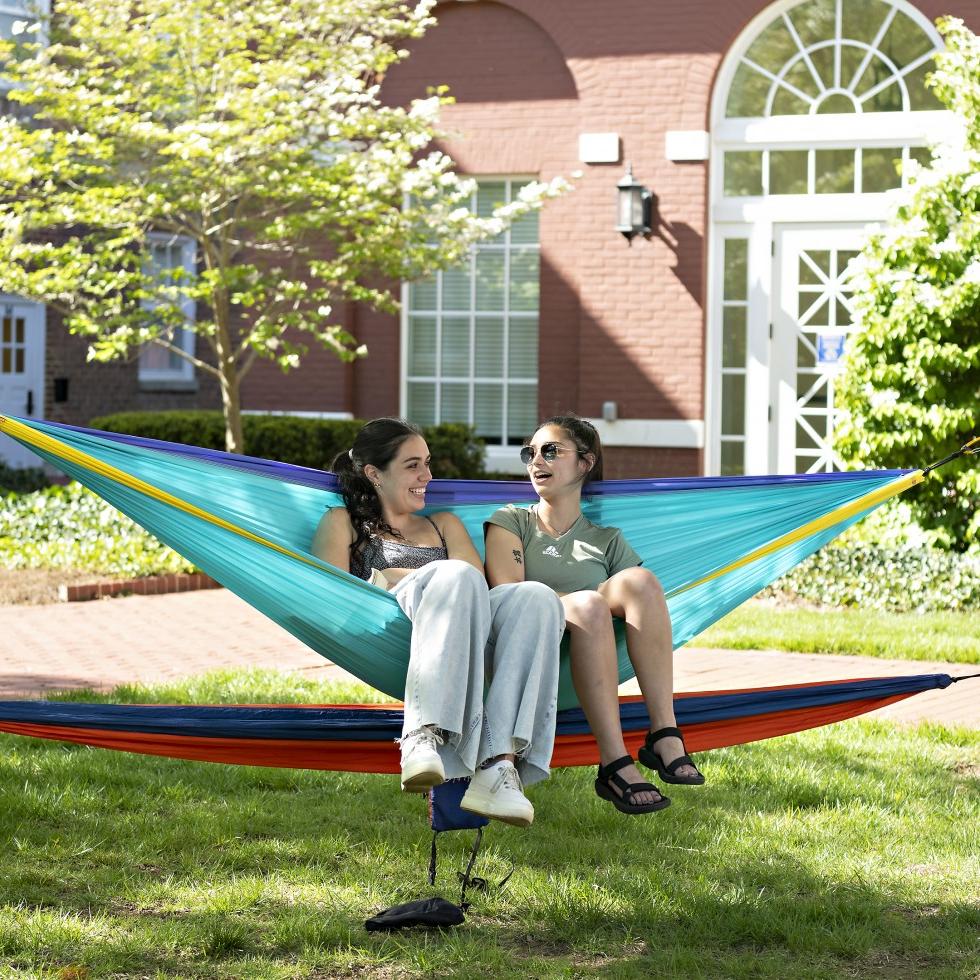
[441,316,470,378]
[744,18,798,75]
[880,11,935,68]
[788,0,837,49]
[15,349,24,373]
[409,276,437,312]
[14,317,24,344]
[815,92,856,114]
[797,336,817,371]
[473,383,503,440]
[720,440,744,476]
[476,181,507,218]
[1,349,9,374]
[441,382,470,424]
[721,373,746,436]
[842,0,890,46]
[863,75,904,113]
[508,317,538,379]
[723,151,763,197]
[408,316,436,375]
[862,147,902,192]
[1,317,9,343]
[770,150,808,194]
[905,60,942,111]
[908,146,932,168]
[507,385,537,445]
[474,317,504,378]
[441,263,471,312]
[799,294,828,326]
[726,62,770,117]
[722,307,746,369]
[509,249,539,312]
[771,86,812,116]
[723,239,748,302]
[814,149,854,194]
[475,250,505,311]
[510,208,539,246]
[407,382,436,427]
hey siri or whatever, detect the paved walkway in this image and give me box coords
[0,590,976,727]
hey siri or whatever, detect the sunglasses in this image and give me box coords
[520,442,583,465]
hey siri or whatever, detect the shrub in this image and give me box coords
[0,461,51,494]
[767,544,980,612]
[89,411,487,478]
[0,482,195,576]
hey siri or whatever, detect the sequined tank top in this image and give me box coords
[349,515,449,581]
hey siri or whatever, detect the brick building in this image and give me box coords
[1,0,976,476]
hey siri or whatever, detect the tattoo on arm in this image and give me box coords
[512,549,523,566]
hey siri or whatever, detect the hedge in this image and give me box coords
[764,544,980,612]
[89,411,487,479]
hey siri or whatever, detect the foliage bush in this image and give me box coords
[0,482,194,576]
[0,461,50,494]
[89,411,487,479]
[766,543,980,613]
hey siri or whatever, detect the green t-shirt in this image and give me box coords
[486,504,642,594]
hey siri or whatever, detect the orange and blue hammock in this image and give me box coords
[0,415,973,773]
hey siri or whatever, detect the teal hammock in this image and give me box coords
[0,416,935,711]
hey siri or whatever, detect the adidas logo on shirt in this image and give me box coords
[542,545,561,558]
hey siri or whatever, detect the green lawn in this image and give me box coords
[694,603,980,665]
[0,672,977,979]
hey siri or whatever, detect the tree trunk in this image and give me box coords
[219,366,243,455]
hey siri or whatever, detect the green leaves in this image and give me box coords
[0,0,569,452]
[837,20,980,551]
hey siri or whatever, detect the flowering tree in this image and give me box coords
[836,18,980,550]
[0,0,566,452]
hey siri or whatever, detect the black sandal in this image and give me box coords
[638,727,705,785]
[594,755,671,814]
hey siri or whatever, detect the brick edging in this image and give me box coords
[58,573,221,602]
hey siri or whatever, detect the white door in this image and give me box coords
[771,226,865,474]
[0,299,45,469]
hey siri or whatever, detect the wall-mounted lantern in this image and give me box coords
[616,163,653,244]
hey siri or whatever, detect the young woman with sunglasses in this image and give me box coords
[312,418,565,828]
[485,415,704,816]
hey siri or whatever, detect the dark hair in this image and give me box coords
[538,414,603,483]
[331,417,425,563]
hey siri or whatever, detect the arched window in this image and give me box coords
[707,0,953,477]
[726,0,942,118]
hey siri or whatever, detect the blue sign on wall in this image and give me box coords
[816,332,847,369]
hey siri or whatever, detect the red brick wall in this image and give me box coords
[38,0,979,474]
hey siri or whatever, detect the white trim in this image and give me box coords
[665,130,710,161]
[242,409,354,420]
[485,444,526,475]
[714,111,960,146]
[583,419,704,449]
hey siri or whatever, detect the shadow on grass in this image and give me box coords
[0,716,977,978]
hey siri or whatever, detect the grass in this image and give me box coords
[694,602,980,665]
[0,671,977,979]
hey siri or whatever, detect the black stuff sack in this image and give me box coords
[364,895,465,932]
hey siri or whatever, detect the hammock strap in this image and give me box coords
[665,469,924,599]
[922,434,980,476]
[0,415,370,593]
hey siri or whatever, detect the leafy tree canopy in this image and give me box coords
[0,0,567,451]
[837,17,980,551]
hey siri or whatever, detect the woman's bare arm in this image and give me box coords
[311,507,355,572]
[484,524,526,587]
[433,512,484,574]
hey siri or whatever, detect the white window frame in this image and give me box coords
[400,176,539,473]
[705,0,957,476]
[138,232,197,386]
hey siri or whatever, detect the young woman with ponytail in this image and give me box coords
[312,418,564,828]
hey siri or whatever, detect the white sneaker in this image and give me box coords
[460,760,534,828]
[399,726,445,793]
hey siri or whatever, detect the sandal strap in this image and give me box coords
[663,753,698,776]
[647,726,683,747]
[598,754,634,778]
[619,781,657,802]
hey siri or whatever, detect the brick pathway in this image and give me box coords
[0,590,976,727]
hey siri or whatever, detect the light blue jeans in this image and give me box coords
[392,560,565,786]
